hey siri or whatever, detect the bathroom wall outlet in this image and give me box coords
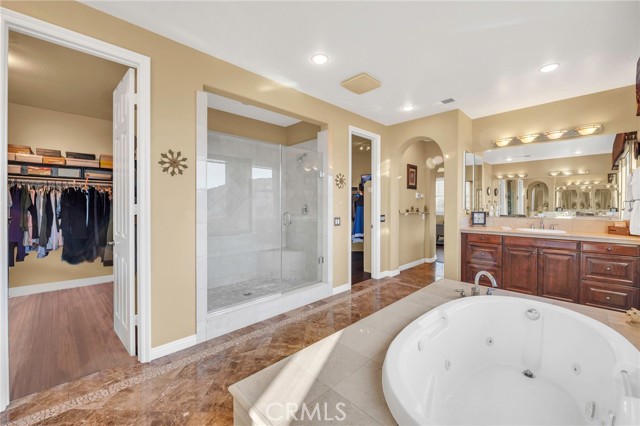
[334,217,341,226]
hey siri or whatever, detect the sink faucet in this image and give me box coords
[474,271,498,295]
[539,218,544,230]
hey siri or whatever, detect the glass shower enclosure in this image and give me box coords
[206,132,323,312]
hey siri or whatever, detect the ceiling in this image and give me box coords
[83,1,639,125]
[483,133,615,165]
[8,31,129,120]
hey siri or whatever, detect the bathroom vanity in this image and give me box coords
[461,228,640,311]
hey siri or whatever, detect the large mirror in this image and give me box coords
[482,134,625,218]
[463,151,483,211]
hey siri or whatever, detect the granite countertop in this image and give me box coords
[462,226,640,245]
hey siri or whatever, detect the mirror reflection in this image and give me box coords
[483,134,619,217]
[464,151,483,211]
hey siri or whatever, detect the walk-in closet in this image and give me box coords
[6,31,135,399]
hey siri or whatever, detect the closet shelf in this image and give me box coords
[8,160,112,182]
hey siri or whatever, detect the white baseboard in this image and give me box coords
[380,269,400,278]
[8,275,114,298]
[332,282,351,295]
[150,334,197,361]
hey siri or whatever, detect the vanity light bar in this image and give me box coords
[494,172,527,178]
[548,169,590,177]
[491,123,603,148]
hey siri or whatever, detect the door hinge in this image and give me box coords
[318,256,325,264]
[134,314,139,326]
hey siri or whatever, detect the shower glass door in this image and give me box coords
[281,146,323,291]
[207,132,282,312]
[206,132,323,313]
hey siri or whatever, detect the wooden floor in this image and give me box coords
[351,251,371,284]
[8,283,138,400]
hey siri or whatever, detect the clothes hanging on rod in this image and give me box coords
[7,179,112,267]
[352,190,364,243]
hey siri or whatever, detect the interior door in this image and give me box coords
[112,69,136,355]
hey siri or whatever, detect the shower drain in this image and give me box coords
[522,369,535,378]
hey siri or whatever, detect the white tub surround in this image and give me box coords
[383,295,640,426]
[229,279,640,426]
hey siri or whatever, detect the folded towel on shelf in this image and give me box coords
[629,168,640,236]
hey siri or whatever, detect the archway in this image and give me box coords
[389,137,445,277]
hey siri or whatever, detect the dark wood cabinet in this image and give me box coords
[461,232,640,311]
[503,245,538,295]
[580,242,640,311]
[538,249,580,303]
[461,233,502,287]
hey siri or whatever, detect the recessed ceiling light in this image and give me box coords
[311,53,329,65]
[539,63,559,73]
[403,105,414,112]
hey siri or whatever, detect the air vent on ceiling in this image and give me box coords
[341,73,381,95]
[440,98,455,104]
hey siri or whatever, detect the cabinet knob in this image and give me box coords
[606,267,611,271]
[481,237,485,241]
[539,251,544,255]
[605,296,611,300]
[532,250,537,254]
[607,246,612,251]
[480,252,485,256]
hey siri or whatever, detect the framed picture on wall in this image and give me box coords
[407,164,417,189]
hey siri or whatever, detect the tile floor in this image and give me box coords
[1,262,444,425]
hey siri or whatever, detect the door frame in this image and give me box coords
[348,126,381,283]
[0,8,152,411]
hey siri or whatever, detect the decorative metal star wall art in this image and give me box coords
[159,149,188,176]
[335,173,346,189]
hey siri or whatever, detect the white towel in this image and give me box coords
[629,169,640,236]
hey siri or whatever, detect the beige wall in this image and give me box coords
[8,103,112,156]
[286,121,321,146]
[207,108,286,144]
[472,86,639,151]
[399,142,426,265]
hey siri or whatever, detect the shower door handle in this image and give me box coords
[282,211,292,226]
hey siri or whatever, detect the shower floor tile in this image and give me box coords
[207,278,320,312]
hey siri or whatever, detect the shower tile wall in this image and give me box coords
[207,133,281,291]
[206,133,323,312]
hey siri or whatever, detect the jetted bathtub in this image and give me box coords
[382,296,640,426]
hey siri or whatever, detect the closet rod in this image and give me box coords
[8,175,112,186]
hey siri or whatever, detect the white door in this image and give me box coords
[112,69,136,355]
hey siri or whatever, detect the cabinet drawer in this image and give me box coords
[580,281,639,312]
[581,242,640,257]
[504,236,577,251]
[464,264,502,288]
[581,254,639,287]
[466,233,502,245]
[467,243,502,266]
